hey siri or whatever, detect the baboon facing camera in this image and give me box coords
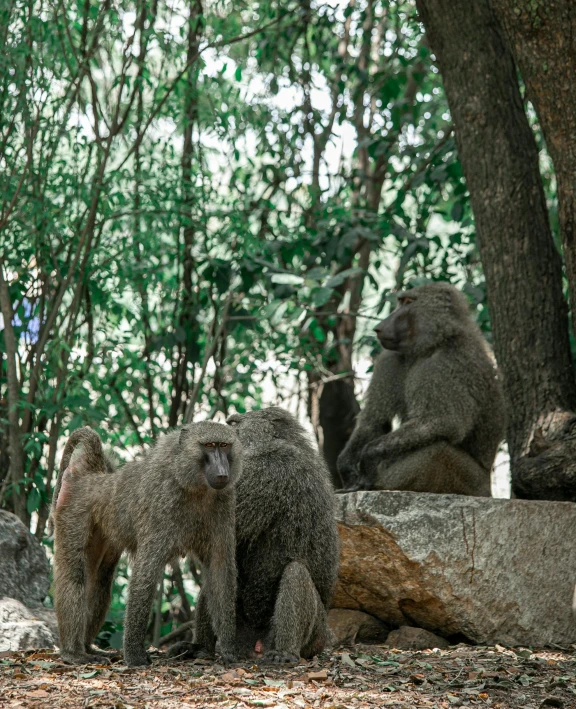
[169,407,340,664]
[337,282,506,494]
[53,423,241,667]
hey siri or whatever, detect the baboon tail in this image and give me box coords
[59,427,105,474]
[48,427,111,536]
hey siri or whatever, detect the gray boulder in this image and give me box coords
[333,491,576,647]
[0,511,56,651]
[0,598,57,651]
[0,511,50,607]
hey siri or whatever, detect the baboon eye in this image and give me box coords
[400,297,415,306]
[204,442,216,448]
[219,442,228,448]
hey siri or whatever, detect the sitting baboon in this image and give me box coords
[169,407,340,664]
[337,282,506,494]
[53,422,241,667]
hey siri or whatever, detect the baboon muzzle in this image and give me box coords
[205,447,230,489]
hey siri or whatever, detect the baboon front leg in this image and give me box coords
[123,547,164,667]
[205,525,237,663]
[265,561,325,664]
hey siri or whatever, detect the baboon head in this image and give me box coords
[374,281,471,355]
[178,421,241,490]
[227,407,313,449]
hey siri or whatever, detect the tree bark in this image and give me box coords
[0,267,27,521]
[415,0,576,498]
[491,0,576,330]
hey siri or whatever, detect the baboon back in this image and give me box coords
[235,437,339,631]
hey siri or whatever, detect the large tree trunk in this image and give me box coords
[491,0,576,326]
[415,0,576,500]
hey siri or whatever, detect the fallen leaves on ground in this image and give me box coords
[1,643,575,708]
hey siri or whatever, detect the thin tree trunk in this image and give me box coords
[415,0,576,498]
[169,0,203,428]
[0,267,27,520]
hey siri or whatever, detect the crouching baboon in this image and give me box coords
[169,408,340,664]
[53,422,241,666]
[337,282,506,494]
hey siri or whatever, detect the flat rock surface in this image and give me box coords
[1,645,575,708]
[333,491,576,647]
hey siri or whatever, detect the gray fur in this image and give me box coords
[337,282,506,494]
[53,422,241,667]
[170,407,340,664]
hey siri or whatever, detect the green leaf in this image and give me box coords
[235,65,242,81]
[326,268,363,289]
[311,287,333,307]
[26,488,40,515]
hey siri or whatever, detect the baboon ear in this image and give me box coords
[179,427,190,445]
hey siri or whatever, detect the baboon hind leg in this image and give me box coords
[376,442,491,496]
[54,509,103,665]
[84,549,121,656]
[265,561,327,664]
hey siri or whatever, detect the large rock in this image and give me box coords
[0,511,50,607]
[0,598,57,651]
[0,511,56,651]
[333,491,576,647]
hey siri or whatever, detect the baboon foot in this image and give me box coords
[61,651,110,666]
[86,645,121,658]
[166,641,213,660]
[263,650,299,665]
[124,651,151,667]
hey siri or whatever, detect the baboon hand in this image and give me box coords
[360,439,381,462]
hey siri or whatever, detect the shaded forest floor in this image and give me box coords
[1,644,575,708]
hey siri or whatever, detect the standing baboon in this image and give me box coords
[48,427,115,536]
[337,282,506,494]
[53,422,241,667]
[169,407,340,664]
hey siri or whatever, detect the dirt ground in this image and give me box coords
[1,644,574,709]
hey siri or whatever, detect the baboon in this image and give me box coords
[53,422,241,667]
[48,427,114,536]
[337,282,506,494]
[169,407,340,664]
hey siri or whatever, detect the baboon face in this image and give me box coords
[374,282,468,353]
[180,422,240,490]
[375,293,416,351]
